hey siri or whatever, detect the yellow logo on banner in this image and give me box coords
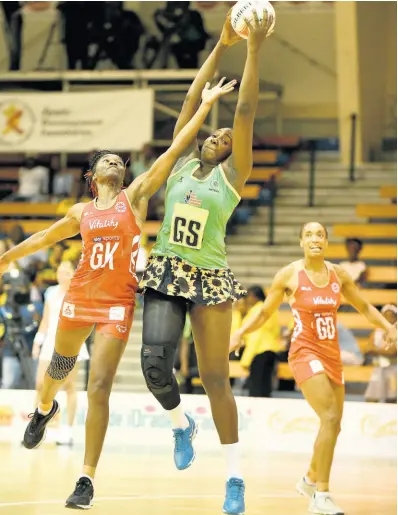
[268,411,319,434]
[0,405,14,426]
[361,415,396,438]
[0,100,34,146]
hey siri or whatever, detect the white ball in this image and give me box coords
[231,0,276,40]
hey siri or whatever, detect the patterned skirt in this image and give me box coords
[139,255,247,306]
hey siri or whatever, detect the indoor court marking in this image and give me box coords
[0,443,395,515]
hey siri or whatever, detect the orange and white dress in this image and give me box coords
[58,191,141,341]
[288,265,344,386]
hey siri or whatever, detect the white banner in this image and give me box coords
[0,391,395,458]
[0,90,154,152]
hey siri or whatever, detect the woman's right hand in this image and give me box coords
[245,9,273,53]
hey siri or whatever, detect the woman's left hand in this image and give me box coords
[384,324,397,351]
[201,77,237,104]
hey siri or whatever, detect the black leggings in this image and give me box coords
[141,288,188,410]
[248,351,277,397]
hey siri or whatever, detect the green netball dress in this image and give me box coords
[140,157,247,305]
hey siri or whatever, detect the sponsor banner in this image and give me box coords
[0,391,395,458]
[0,89,153,152]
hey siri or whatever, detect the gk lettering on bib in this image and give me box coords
[169,203,209,250]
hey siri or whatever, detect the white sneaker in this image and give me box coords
[309,493,344,515]
[296,477,316,499]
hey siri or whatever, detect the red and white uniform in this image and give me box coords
[288,266,344,386]
[58,191,140,341]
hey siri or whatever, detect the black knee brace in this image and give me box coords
[141,344,175,394]
[47,350,78,380]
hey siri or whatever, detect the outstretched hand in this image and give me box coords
[245,8,274,52]
[220,8,243,47]
[201,77,237,104]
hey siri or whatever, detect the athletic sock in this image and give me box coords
[38,401,53,416]
[305,475,316,486]
[168,403,189,430]
[222,442,243,480]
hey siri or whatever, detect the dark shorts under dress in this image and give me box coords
[139,255,247,306]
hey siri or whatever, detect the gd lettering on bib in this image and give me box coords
[169,203,209,250]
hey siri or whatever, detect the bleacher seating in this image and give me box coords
[356,204,396,218]
[333,224,396,238]
[325,243,396,259]
[380,185,397,200]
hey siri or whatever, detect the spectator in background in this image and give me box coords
[170,2,210,69]
[0,268,41,389]
[7,225,48,271]
[365,304,397,403]
[8,155,50,202]
[59,1,145,70]
[58,1,99,70]
[337,321,364,365]
[131,144,166,220]
[238,286,282,397]
[340,238,367,286]
[35,242,69,289]
[154,2,209,68]
[1,1,23,70]
[131,143,156,179]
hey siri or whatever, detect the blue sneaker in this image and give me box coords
[223,478,245,515]
[172,414,198,470]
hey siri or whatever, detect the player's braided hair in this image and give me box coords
[84,150,124,197]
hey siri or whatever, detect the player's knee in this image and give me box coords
[321,409,341,433]
[141,344,174,394]
[88,376,113,404]
[47,351,78,381]
[200,371,229,395]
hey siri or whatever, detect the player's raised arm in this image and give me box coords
[127,79,236,204]
[228,9,272,194]
[0,204,83,275]
[336,265,397,347]
[172,10,241,149]
[230,265,292,353]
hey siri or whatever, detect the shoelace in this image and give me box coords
[28,410,42,433]
[173,429,187,452]
[228,481,244,501]
[74,478,92,496]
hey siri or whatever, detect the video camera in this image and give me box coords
[0,268,38,388]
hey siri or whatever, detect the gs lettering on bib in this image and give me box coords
[169,203,209,250]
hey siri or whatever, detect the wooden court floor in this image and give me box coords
[0,442,396,515]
